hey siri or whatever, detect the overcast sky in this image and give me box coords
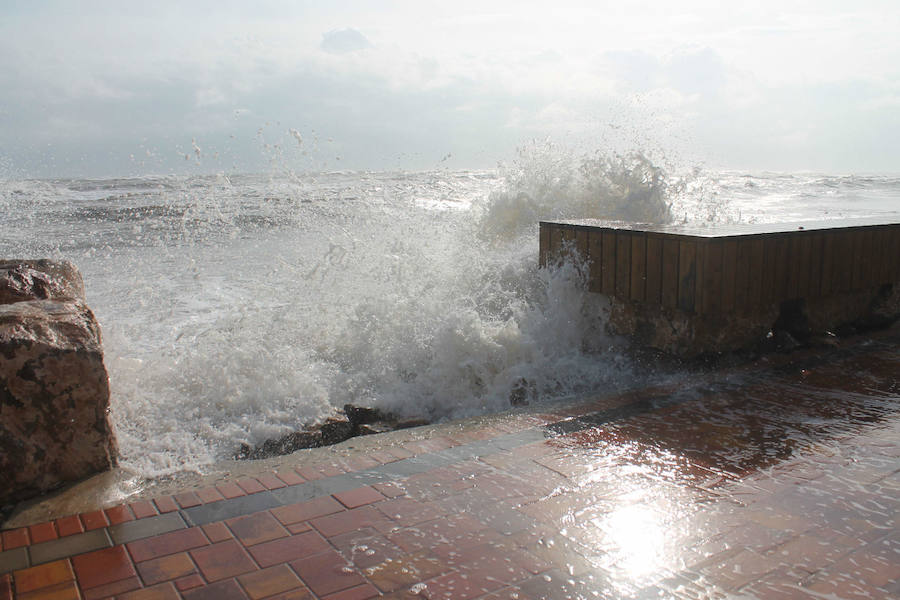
[2,1,899,178]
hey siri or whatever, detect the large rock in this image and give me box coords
[0,260,116,508]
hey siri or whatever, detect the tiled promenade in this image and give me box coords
[2,333,899,599]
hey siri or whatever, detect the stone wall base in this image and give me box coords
[603,282,900,358]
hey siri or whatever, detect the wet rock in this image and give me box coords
[0,260,85,304]
[0,260,116,507]
[238,404,430,460]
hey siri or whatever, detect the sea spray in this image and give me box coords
[6,149,895,476]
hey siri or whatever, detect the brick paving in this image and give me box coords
[1,335,899,599]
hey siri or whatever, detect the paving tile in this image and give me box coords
[271,496,345,525]
[81,576,143,600]
[127,526,208,563]
[421,567,507,599]
[311,506,392,538]
[182,576,250,600]
[320,583,381,600]
[226,511,289,546]
[174,491,202,509]
[333,486,385,509]
[130,500,159,520]
[0,529,28,550]
[105,505,136,525]
[274,470,306,486]
[286,522,313,535]
[189,539,257,582]
[372,482,406,498]
[29,528,112,566]
[12,560,74,594]
[28,522,58,545]
[329,528,406,570]
[174,574,206,591]
[217,482,247,499]
[196,487,225,504]
[154,496,179,514]
[247,531,330,568]
[237,564,304,599]
[202,521,233,543]
[290,550,366,596]
[136,552,197,585]
[257,473,287,490]
[363,552,448,593]
[14,580,80,600]
[118,581,181,600]
[182,492,279,527]
[71,545,136,590]
[54,516,83,538]
[109,512,187,546]
[236,478,266,494]
[264,588,314,600]
[0,574,11,600]
[79,510,109,531]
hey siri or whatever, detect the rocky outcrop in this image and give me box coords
[0,260,116,509]
[237,404,429,460]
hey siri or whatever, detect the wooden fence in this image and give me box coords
[539,218,900,315]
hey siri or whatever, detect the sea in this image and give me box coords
[2,147,899,477]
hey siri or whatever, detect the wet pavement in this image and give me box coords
[1,332,899,599]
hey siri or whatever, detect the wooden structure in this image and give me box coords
[540,217,900,316]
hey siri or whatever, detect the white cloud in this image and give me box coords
[320,28,372,55]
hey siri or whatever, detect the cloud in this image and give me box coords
[320,29,372,55]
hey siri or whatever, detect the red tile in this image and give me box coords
[311,505,391,538]
[422,567,505,599]
[196,487,225,504]
[190,539,257,582]
[295,466,326,481]
[118,582,181,600]
[1,527,28,549]
[274,470,305,486]
[236,478,266,494]
[82,576,143,600]
[12,560,74,594]
[127,527,209,563]
[290,550,366,597]
[174,491,202,509]
[0,575,11,600]
[321,583,381,600]
[271,496,345,525]
[182,578,250,600]
[130,500,159,520]
[333,486,385,509]
[175,574,206,591]
[372,482,406,498]
[202,521,233,543]
[217,482,246,499]
[154,496,179,514]
[136,552,197,585]
[72,545,137,590]
[28,521,58,544]
[226,511,289,546]
[257,473,287,490]
[237,565,305,600]
[247,530,331,568]
[287,522,313,535]
[106,505,136,525]
[80,510,109,531]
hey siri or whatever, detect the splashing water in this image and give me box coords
[3,145,898,477]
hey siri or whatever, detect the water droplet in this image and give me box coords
[410,583,427,595]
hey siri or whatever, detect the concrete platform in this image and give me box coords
[2,331,899,599]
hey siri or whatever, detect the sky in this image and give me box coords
[1,1,899,178]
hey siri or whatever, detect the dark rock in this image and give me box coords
[0,260,116,507]
[238,405,431,460]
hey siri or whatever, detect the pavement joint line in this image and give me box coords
[0,384,719,574]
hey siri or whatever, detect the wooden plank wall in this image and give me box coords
[539,222,900,315]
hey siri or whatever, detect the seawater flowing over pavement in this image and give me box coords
[1,331,899,599]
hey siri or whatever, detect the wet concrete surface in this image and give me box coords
[2,328,899,598]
